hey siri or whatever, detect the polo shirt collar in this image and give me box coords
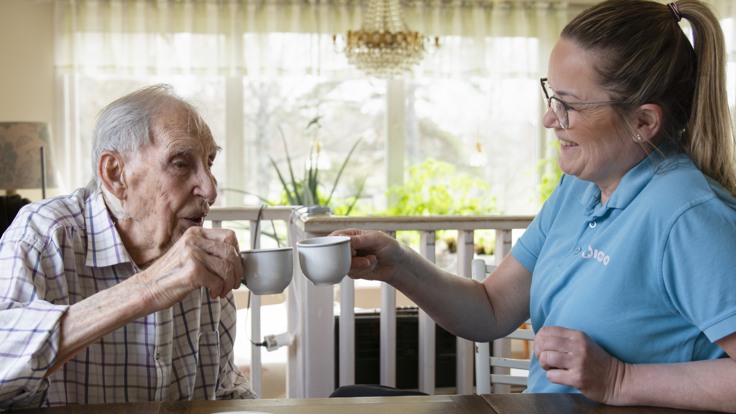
[579,147,685,220]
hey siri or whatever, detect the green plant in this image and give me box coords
[383,158,496,216]
[382,158,497,251]
[269,125,365,215]
[473,230,496,255]
[537,140,563,204]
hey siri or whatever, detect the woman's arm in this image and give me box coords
[535,327,736,413]
[617,332,736,412]
[336,229,532,342]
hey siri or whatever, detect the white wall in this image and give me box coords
[0,0,56,200]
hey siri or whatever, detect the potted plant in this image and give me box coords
[269,121,366,216]
[381,158,498,266]
[221,117,366,212]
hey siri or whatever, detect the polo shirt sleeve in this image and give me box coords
[662,197,736,343]
[0,216,69,409]
[512,174,568,273]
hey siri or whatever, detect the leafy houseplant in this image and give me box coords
[382,158,498,254]
[384,158,496,217]
[270,125,365,215]
[537,140,563,204]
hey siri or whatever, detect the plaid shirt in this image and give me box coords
[0,184,254,409]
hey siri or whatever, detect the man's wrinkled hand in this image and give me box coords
[136,226,243,311]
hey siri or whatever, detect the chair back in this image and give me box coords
[472,258,533,394]
[0,195,31,238]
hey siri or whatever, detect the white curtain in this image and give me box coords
[54,0,581,209]
[54,0,582,77]
[53,0,735,79]
[53,0,735,210]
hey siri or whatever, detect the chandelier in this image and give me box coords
[334,0,439,78]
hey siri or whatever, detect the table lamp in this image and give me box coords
[0,122,56,199]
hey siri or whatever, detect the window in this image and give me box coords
[56,1,736,215]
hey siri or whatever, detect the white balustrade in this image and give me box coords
[207,208,534,398]
[206,206,297,398]
[289,214,534,397]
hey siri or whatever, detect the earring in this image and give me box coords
[636,133,643,142]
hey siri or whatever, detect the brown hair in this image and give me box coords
[562,0,736,195]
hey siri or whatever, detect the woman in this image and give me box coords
[334,0,736,411]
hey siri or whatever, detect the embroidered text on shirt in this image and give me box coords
[581,244,610,266]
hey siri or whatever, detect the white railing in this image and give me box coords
[206,206,297,398]
[288,213,534,397]
[206,207,534,398]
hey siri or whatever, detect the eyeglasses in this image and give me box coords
[540,78,620,129]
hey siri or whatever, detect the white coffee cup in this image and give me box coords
[297,236,351,286]
[240,247,294,295]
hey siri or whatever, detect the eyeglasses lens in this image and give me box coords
[550,98,568,129]
[541,78,568,129]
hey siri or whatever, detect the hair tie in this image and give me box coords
[668,3,682,22]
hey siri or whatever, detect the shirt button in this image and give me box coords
[574,247,581,254]
[155,351,160,360]
[589,221,597,229]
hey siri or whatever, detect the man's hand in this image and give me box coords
[49,226,243,377]
[136,226,243,311]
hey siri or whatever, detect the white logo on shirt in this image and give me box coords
[581,245,610,266]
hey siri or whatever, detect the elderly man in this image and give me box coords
[0,85,255,409]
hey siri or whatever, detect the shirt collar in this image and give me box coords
[579,147,688,219]
[84,184,135,268]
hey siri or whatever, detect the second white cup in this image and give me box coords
[297,235,351,286]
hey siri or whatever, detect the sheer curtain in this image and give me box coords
[55,0,736,212]
[54,1,582,76]
[51,0,736,80]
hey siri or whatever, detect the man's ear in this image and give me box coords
[98,151,127,199]
[635,103,663,142]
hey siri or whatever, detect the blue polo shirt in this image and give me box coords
[512,149,736,393]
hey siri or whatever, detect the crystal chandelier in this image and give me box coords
[334,0,439,78]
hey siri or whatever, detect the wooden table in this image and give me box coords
[16,395,489,414]
[15,394,721,414]
[481,394,721,414]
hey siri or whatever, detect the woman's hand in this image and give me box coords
[534,325,628,404]
[329,229,410,284]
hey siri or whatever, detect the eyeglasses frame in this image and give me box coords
[540,78,621,129]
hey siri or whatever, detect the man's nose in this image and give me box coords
[196,168,218,205]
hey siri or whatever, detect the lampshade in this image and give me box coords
[0,122,56,198]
